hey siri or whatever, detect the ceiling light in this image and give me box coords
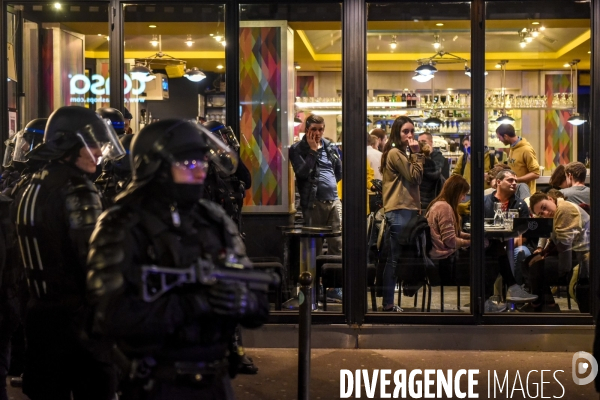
[464,66,471,77]
[106,36,110,41]
[539,25,546,31]
[432,34,441,49]
[216,65,224,70]
[54,2,61,9]
[567,113,586,126]
[495,63,502,68]
[184,67,206,82]
[496,114,515,124]
[588,51,591,54]
[390,36,397,50]
[412,73,434,83]
[294,62,301,70]
[520,39,527,48]
[97,34,102,36]
[436,23,444,26]
[130,63,152,79]
[564,63,571,68]
[150,35,159,47]
[149,25,157,28]
[525,34,533,43]
[221,41,226,47]
[531,29,539,38]
[214,34,223,42]
[416,63,437,76]
[532,21,540,25]
[185,35,194,47]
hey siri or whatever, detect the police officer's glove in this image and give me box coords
[208,281,258,318]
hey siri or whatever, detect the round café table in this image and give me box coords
[279,226,342,311]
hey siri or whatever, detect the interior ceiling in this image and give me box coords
[63,18,591,74]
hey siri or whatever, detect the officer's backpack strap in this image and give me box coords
[198,199,250,267]
[87,205,139,305]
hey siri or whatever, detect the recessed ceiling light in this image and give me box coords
[436,23,444,26]
[149,25,157,28]
[532,21,540,25]
[495,63,501,68]
[564,63,570,67]
[54,2,61,9]
[216,65,224,70]
[588,51,591,54]
[97,34,102,36]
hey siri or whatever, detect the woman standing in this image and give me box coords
[380,116,424,311]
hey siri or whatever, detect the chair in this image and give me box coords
[250,257,284,311]
[319,262,377,312]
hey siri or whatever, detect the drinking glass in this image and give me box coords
[506,209,519,230]
[493,203,504,227]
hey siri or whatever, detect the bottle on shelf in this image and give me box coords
[401,89,407,106]
[410,90,416,108]
[391,93,396,103]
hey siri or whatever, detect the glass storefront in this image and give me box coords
[2,0,596,325]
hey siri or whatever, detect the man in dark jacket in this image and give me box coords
[289,114,342,256]
[418,132,447,210]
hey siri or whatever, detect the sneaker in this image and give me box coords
[506,284,538,302]
[485,299,507,312]
[382,305,403,312]
[326,288,343,303]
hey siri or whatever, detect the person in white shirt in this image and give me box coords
[367,134,382,180]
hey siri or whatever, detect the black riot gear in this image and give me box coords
[117,119,238,201]
[27,106,125,163]
[203,121,240,152]
[95,134,133,206]
[13,118,47,163]
[86,119,269,399]
[95,107,126,136]
[14,107,118,400]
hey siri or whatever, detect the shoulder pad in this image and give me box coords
[64,177,103,228]
[89,205,138,246]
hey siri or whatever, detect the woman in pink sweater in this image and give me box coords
[425,175,471,259]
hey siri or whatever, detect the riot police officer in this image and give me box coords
[203,121,251,232]
[15,106,125,400]
[86,119,270,399]
[95,134,133,206]
[96,107,127,137]
[203,121,256,374]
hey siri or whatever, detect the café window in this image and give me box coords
[366,2,473,315]
[483,1,591,315]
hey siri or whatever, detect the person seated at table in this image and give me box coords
[546,164,568,192]
[526,192,590,312]
[483,169,537,311]
[484,164,530,200]
[425,175,471,260]
[560,161,590,206]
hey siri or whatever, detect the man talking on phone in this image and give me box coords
[289,114,342,259]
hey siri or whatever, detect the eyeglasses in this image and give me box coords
[173,159,209,172]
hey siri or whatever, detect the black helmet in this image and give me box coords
[13,118,47,163]
[96,107,126,135]
[27,105,125,162]
[116,119,238,199]
[203,120,240,152]
[110,134,134,173]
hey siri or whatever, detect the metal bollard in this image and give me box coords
[298,271,313,400]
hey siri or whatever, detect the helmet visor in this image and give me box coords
[195,123,238,175]
[220,126,240,152]
[78,117,126,162]
[2,137,16,168]
[14,129,44,163]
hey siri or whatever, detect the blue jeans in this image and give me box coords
[383,209,418,307]
[511,245,531,286]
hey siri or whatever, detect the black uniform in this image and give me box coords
[13,106,125,400]
[15,163,116,400]
[86,119,269,400]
